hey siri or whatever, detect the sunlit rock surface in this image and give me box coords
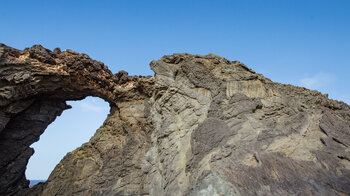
[0,44,349,195]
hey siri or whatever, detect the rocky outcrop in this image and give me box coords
[146,54,350,195]
[0,44,349,195]
[0,44,153,195]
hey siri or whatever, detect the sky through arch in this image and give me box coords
[26,97,110,180]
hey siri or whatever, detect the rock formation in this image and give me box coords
[0,44,349,195]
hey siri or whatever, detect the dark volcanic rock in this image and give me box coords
[0,45,350,196]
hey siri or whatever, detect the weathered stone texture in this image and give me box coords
[0,45,349,195]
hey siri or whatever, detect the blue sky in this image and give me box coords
[1,0,349,179]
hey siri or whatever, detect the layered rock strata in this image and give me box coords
[0,44,349,195]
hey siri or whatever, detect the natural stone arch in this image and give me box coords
[0,44,153,195]
[1,44,350,196]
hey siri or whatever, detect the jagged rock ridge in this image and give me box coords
[0,44,349,195]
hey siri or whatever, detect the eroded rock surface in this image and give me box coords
[0,44,349,195]
[0,44,153,195]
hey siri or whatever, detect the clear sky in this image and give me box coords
[1,0,349,179]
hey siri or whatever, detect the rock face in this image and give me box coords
[0,44,153,195]
[0,44,349,195]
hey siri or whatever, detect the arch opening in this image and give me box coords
[25,97,110,186]
[0,44,145,195]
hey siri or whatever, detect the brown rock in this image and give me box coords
[0,44,349,196]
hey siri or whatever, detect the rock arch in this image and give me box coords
[0,44,153,195]
[1,44,350,195]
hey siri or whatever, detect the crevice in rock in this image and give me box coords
[332,137,349,147]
